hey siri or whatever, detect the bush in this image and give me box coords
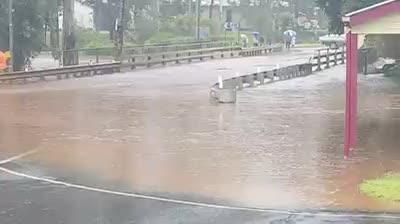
[145,16,218,44]
[76,28,114,49]
[146,32,185,44]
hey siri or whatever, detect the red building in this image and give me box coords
[342,0,400,158]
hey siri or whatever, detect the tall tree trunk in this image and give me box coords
[188,0,192,15]
[209,0,214,19]
[62,0,77,66]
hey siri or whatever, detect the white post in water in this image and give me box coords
[218,75,223,89]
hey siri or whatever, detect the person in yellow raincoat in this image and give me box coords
[5,51,11,67]
[0,51,8,72]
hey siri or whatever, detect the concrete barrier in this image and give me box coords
[214,88,237,103]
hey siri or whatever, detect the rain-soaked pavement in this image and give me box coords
[1,49,400,223]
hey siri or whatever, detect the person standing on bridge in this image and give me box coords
[283,31,292,50]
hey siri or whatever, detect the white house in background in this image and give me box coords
[59,1,94,29]
[75,0,94,29]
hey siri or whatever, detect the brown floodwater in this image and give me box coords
[0,52,400,213]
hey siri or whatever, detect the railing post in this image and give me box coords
[95,49,99,64]
[257,72,265,84]
[131,57,136,70]
[334,48,338,66]
[175,53,180,64]
[341,46,345,64]
[316,50,322,71]
[236,76,243,90]
[188,52,192,62]
[147,55,151,67]
[325,48,330,69]
[162,54,166,65]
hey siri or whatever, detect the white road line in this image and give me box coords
[0,149,40,165]
[0,166,399,219]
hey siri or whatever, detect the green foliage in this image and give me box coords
[315,0,343,34]
[278,12,295,31]
[360,173,400,202]
[0,0,48,70]
[76,28,113,49]
[160,16,196,36]
[146,15,217,43]
[146,32,183,44]
[343,0,386,13]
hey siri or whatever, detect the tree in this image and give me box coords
[209,0,215,19]
[315,0,343,34]
[316,0,386,34]
[0,0,50,70]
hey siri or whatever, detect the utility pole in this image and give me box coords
[62,0,76,66]
[188,0,192,16]
[114,0,126,61]
[209,0,214,19]
[118,0,126,61]
[195,0,200,40]
[156,0,160,32]
[8,0,13,72]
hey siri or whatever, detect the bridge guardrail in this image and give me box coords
[55,41,235,66]
[312,46,346,71]
[0,62,121,83]
[211,47,346,103]
[0,45,283,83]
[125,45,282,69]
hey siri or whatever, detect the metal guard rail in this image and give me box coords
[0,45,283,83]
[211,47,346,103]
[0,62,121,82]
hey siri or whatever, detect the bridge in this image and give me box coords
[0,40,399,224]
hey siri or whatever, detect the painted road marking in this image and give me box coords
[0,152,399,219]
[0,149,40,165]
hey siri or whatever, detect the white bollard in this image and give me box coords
[218,75,223,89]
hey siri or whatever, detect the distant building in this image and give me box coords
[57,1,94,29]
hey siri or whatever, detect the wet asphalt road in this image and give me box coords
[1,49,400,223]
[0,171,399,224]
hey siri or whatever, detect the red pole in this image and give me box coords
[344,31,358,159]
[350,33,358,150]
[345,32,350,159]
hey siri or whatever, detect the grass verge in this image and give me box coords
[360,173,400,202]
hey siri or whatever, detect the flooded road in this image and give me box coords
[1,50,400,223]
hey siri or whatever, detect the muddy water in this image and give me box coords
[1,54,400,212]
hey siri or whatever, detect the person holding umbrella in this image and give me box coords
[283,30,297,49]
[252,32,260,47]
